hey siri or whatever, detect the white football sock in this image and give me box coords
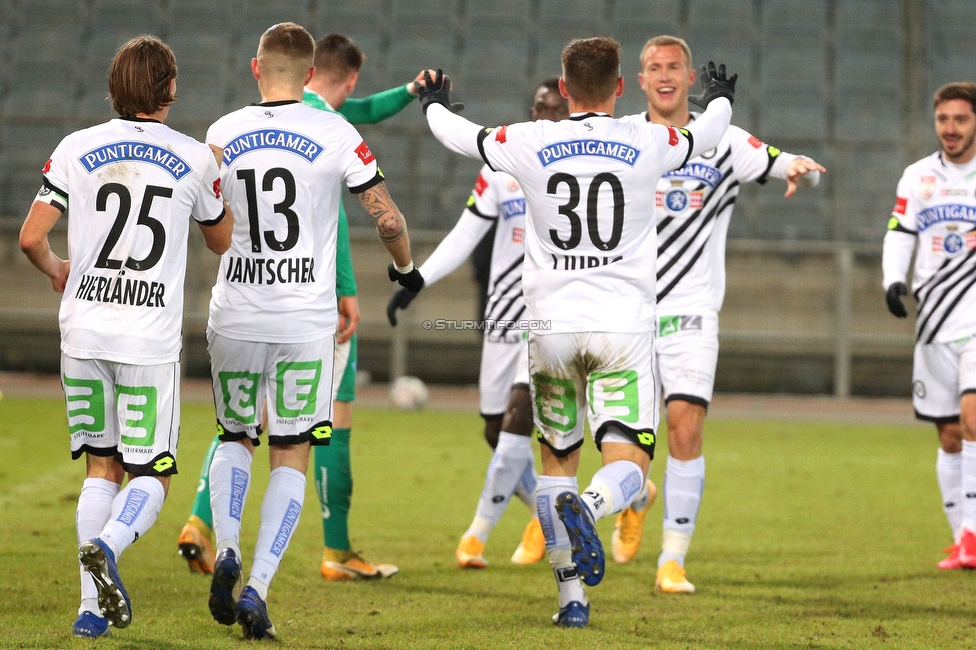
[250,466,306,590]
[960,441,976,532]
[99,476,165,560]
[464,432,536,542]
[937,448,963,541]
[77,478,120,615]
[659,455,705,567]
[579,460,644,521]
[513,460,539,518]
[537,475,587,608]
[631,479,652,513]
[209,441,253,557]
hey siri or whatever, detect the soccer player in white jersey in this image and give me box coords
[388,78,570,569]
[420,37,734,626]
[203,23,423,640]
[884,82,976,570]
[612,35,825,594]
[18,36,232,638]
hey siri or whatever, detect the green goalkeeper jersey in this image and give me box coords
[303,85,414,298]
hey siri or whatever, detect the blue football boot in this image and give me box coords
[209,547,243,625]
[72,611,111,638]
[555,491,605,586]
[236,586,277,640]
[552,600,590,628]
[78,538,131,629]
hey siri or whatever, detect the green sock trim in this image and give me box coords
[189,434,220,529]
[315,428,352,551]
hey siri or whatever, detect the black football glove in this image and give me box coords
[389,263,425,293]
[418,69,465,114]
[885,281,909,318]
[387,287,419,326]
[688,61,737,107]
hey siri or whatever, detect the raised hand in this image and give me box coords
[688,61,737,107]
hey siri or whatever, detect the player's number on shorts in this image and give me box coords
[94,183,171,271]
[237,167,300,253]
[546,172,624,251]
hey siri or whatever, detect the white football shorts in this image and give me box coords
[62,354,180,476]
[528,331,659,458]
[479,334,529,416]
[655,314,719,407]
[207,330,335,446]
[912,336,976,422]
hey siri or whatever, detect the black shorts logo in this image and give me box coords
[913,380,926,398]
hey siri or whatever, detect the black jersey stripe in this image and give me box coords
[487,254,525,293]
[658,236,709,302]
[493,305,527,339]
[485,272,524,320]
[915,251,976,338]
[915,249,975,307]
[657,193,736,282]
[923,270,976,343]
[657,179,739,258]
[913,256,955,302]
[655,149,733,236]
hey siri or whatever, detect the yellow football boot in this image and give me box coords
[656,559,696,594]
[455,535,488,569]
[321,548,398,581]
[177,515,215,574]
[611,479,656,564]
[510,518,546,565]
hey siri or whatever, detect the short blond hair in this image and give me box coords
[256,22,314,84]
[639,35,692,70]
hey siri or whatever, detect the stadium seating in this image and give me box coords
[0,0,956,242]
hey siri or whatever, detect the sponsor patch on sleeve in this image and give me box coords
[355,141,375,165]
[42,158,52,173]
[667,126,679,146]
[495,125,508,143]
[893,196,907,215]
[212,178,221,199]
[748,135,764,148]
[474,172,488,196]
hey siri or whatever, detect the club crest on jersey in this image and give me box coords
[537,139,641,167]
[656,186,703,214]
[79,141,192,180]
[662,162,723,187]
[932,227,976,255]
[920,175,936,200]
[500,198,526,220]
[916,204,976,231]
[222,129,323,165]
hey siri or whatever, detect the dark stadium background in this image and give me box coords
[1,0,970,396]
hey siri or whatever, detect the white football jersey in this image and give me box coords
[41,117,224,364]
[620,113,795,316]
[206,101,382,343]
[887,152,976,343]
[478,113,695,333]
[469,166,528,342]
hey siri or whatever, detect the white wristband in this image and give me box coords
[395,261,415,274]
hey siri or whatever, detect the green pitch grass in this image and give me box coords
[1,395,973,649]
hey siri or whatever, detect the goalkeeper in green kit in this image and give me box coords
[178,33,431,580]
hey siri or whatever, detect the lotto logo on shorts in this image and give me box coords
[311,425,332,440]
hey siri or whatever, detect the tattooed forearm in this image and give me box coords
[357,181,406,242]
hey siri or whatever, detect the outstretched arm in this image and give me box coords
[419,209,495,287]
[355,180,412,268]
[426,103,485,159]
